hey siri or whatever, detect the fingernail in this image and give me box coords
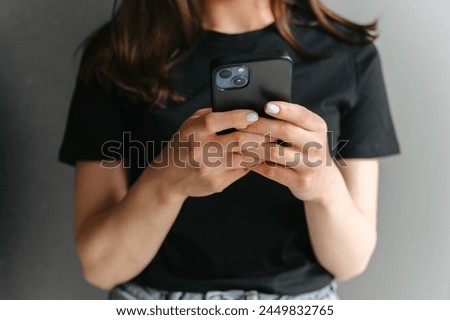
[245,112,259,122]
[266,103,280,114]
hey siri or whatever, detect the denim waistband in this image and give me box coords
[109,282,338,300]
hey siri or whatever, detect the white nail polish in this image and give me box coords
[246,112,259,122]
[266,103,280,114]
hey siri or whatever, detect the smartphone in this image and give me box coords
[210,50,293,120]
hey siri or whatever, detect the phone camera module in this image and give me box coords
[232,76,248,88]
[215,65,249,90]
[218,69,233,79]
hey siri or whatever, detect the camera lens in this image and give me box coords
[232,76,248,88]
[218,69,232,79]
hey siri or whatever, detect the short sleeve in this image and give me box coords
[337,44,400,158]
[58,77,125,166]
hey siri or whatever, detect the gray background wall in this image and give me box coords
[0,0,449,299]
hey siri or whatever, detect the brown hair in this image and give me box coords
[81,0,377,107]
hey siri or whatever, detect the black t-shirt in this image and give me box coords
[59,18,400,295]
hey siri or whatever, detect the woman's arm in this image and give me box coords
[74,108,264,290]
[75,161,186,290]
[303,158,378,281]
[242,101,379,280]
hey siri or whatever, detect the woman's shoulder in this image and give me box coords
[290,6,378,55]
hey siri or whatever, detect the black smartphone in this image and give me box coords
[210,50,293,119]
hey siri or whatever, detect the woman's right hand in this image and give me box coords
[152,108,267,198]
[74,108,267,289]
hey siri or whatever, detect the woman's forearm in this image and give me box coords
[303,161,377,281]
[75,109,262,290]
[76,167,187,290]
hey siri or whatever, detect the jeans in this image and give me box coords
[109,282,338,300]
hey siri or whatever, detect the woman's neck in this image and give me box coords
[201,0,275,34]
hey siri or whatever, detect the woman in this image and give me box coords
[59,0,400,300]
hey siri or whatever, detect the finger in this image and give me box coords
[191,108,212,118]
[219,134,266,168]
[226,152,261,170]
[194,109,259,133]
[197,132,268,161]
[264,101,328,132]
[218,131,271,151]
[247,143,305,169]
[211,150,259,170]
[251,162,296,187]
[240,117,314,150]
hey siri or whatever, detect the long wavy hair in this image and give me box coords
[81,0,377,107]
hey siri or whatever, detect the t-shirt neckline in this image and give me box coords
[200,22,277,44]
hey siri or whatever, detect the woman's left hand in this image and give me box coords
[239,101,333,202]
